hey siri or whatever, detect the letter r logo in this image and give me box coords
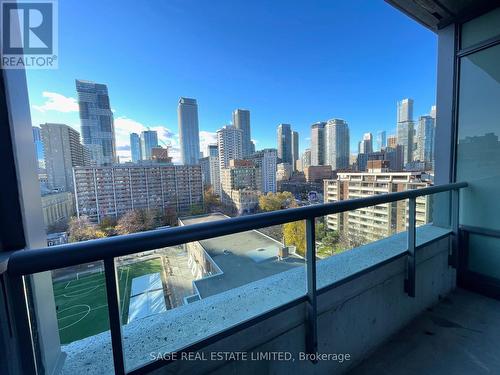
[2,1,53,54]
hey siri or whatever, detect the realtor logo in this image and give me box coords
[1,0,58,69]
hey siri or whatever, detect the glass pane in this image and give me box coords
[456,43,500,280]
[322,172,434,249]
[468,233,500,279]
[456,45,500,231]
[39,261,114,374]
[116,215,306,371]
[461,7,500,49]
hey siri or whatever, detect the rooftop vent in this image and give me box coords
[278,246,290,260]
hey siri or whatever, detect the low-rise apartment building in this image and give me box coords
[73,164,203,222]
[220,160,260,214]
[324,171,432,244]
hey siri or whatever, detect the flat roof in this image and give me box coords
[179,213,304,298]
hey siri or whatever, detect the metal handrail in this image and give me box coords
[8,181,467,276]
[6,181,467,375]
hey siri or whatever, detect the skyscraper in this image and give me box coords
[291,131,299,171]
[178,97,200,165]
[130,133,141,162]
[232,109,252,157]
[324,119,350,170]
[396,98,415,165]
[277,124,292,164]
[205,144,221,195]
[140,130,159,160]
[208,144,219,157]
[430,105,436,119]
[41,123,88,192]
[302,149,312,170]
[397,98,414,123]
[387,134,397,148]
[377,131,387,151]
[359,132,373,154]
[217,125,243,174]
[415,115,435,165]
[32,126,45,169]
[397,121,415,165]
[250,141,256,154]
[310,121,326,166]
[76,79,116,166]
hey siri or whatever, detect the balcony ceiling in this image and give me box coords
[386,0,500,31]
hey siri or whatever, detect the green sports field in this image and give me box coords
[53,258,163,344]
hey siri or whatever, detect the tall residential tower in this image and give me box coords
[130,133,141,162]
[291,131,299,171]
[178,97,200,165]
[232,109,252,157]
[324,119,350,170]
[396,98,415,165]
[310,121,326,166]
[76,79,116,166]
[41,123,88,192]
[140,130,159,160]
[277,123,292,165]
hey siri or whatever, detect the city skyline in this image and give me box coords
[26,0,437,163]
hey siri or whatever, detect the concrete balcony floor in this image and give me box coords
[350,288,500,375]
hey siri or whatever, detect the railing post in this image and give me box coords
[104,258,126,375]
[405,198,416,297]
[305,218,318,360]
[449,188,460,268]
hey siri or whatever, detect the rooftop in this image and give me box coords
[179,213,304,298]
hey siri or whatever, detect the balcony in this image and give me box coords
[2,1,500,375]
[351,288,500,374]
[1,182,468,374]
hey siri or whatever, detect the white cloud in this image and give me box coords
[31,91,196,165]
[32,92,79,113]
[199,130,217,156]
[113,116,181,163]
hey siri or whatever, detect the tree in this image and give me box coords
[99,216,117,236]
[68,216,106,242]
[283,221,306,257]
[315,220,328,242]
[204,186,222,212]
[159,206,178,227]
[338,229,367,250]
[259,191,296,212]
[115,209,156,235]
[317,230,341,257]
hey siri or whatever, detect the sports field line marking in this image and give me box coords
[70,271,103,282]
[61,276,104,289]
[59,279,104,290]
[59,278,104,289]
[57,304,108,321]
[57,305,91,330]
[60,284,103,299]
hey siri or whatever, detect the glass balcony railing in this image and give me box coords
[3,182,466,375]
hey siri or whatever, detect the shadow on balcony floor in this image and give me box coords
[350,288,500,375]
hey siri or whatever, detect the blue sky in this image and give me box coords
[27,0,437,163]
